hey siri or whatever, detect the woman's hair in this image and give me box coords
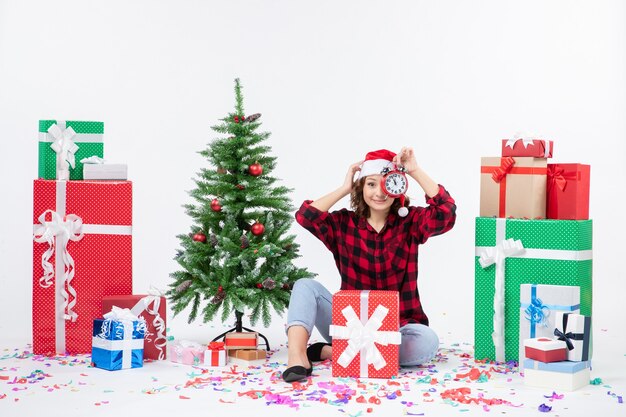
[350,177,410,219]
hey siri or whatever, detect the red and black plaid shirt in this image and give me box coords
[295,185,456,326]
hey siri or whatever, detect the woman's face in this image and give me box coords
[362,175,394,213]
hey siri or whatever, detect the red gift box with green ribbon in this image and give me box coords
[547,163,591,220]
[32,179,132,354]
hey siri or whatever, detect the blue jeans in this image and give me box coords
[286,278,439,366]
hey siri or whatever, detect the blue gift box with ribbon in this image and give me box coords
[519,284,580,367]
[91,307,146,371]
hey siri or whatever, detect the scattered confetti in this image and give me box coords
[538,403,552,412]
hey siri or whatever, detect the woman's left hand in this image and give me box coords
[393,147,418,174]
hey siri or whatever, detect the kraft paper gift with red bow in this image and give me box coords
[204,341,228,367]
[480,157,548,219]
[102,293,167,360]
[547,163,591,220]
[32,179,132,354]
[329,290,401,379]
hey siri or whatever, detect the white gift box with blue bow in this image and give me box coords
[92,307,146,371]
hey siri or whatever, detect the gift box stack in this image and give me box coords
[32,120,135,356]
[474,136,592,371]
[329,290,402,379]
[224,332,267,361]
[522,308,592,391]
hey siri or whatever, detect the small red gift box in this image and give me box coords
[32,180,132,354]
[204,341,227,366]
[224,332,258,350]
[546,164,591,220]
[102,294,167,360]
[524,337,568,363]
[329,290,401,379]
[502,138,553,158]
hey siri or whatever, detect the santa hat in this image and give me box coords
[357,149,397,179]
[357,149,409,217]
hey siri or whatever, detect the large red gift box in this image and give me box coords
[501,138,553,158]
[480,157,547,218]
[102,294,167,360]
[329,290,401,379]
[547,163,591,220]
[32,179,132,354]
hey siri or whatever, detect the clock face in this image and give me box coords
[382,172,408,197]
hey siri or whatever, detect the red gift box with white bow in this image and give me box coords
[329,290,401,379]
[501,137,554,158]
[32,179,132,354]
[102,294,167,360]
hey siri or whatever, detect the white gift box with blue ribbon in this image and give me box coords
[519,284,580,369]
[92,307,146,371]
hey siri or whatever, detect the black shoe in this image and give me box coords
[306,342,332,362]
[282,362,313,383]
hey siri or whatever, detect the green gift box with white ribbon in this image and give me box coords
[474,217,592,363]
[38,120,104,180]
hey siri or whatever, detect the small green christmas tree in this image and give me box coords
[168,79,315,328]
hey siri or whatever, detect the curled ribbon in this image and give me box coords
[131,287,168,359]
[524,297,550,329]
[33,209,84,321]
[48,123,79,178]
[491,157,515,183]
[478,238,525,362]
[329,304,401,371]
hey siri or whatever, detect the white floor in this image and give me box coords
[1,328,624,417]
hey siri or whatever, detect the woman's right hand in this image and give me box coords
[342,160,364,194]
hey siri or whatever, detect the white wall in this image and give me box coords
[1,0,624,347]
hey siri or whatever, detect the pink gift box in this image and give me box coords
[168,340,204,366]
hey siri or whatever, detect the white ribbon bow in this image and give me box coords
[329,304,401,371]
[48,123,79,176]
[130,286,168,360]
[505,133,541,150]
[33,209,84,321]
[478,238,525,362]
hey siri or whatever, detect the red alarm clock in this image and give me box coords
[380,166,409,217]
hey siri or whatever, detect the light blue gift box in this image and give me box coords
[91,318,145,371]
[523,358,590,373]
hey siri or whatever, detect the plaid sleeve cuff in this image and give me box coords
[298,200,329,223]
[425,185,452,206]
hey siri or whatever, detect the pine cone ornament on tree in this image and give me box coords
[240,233,250,249]
[176,280,192,293]
[244,113,261,123]
[211,290,226,304]
[262,277,276,290]
[210,233,218,247]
